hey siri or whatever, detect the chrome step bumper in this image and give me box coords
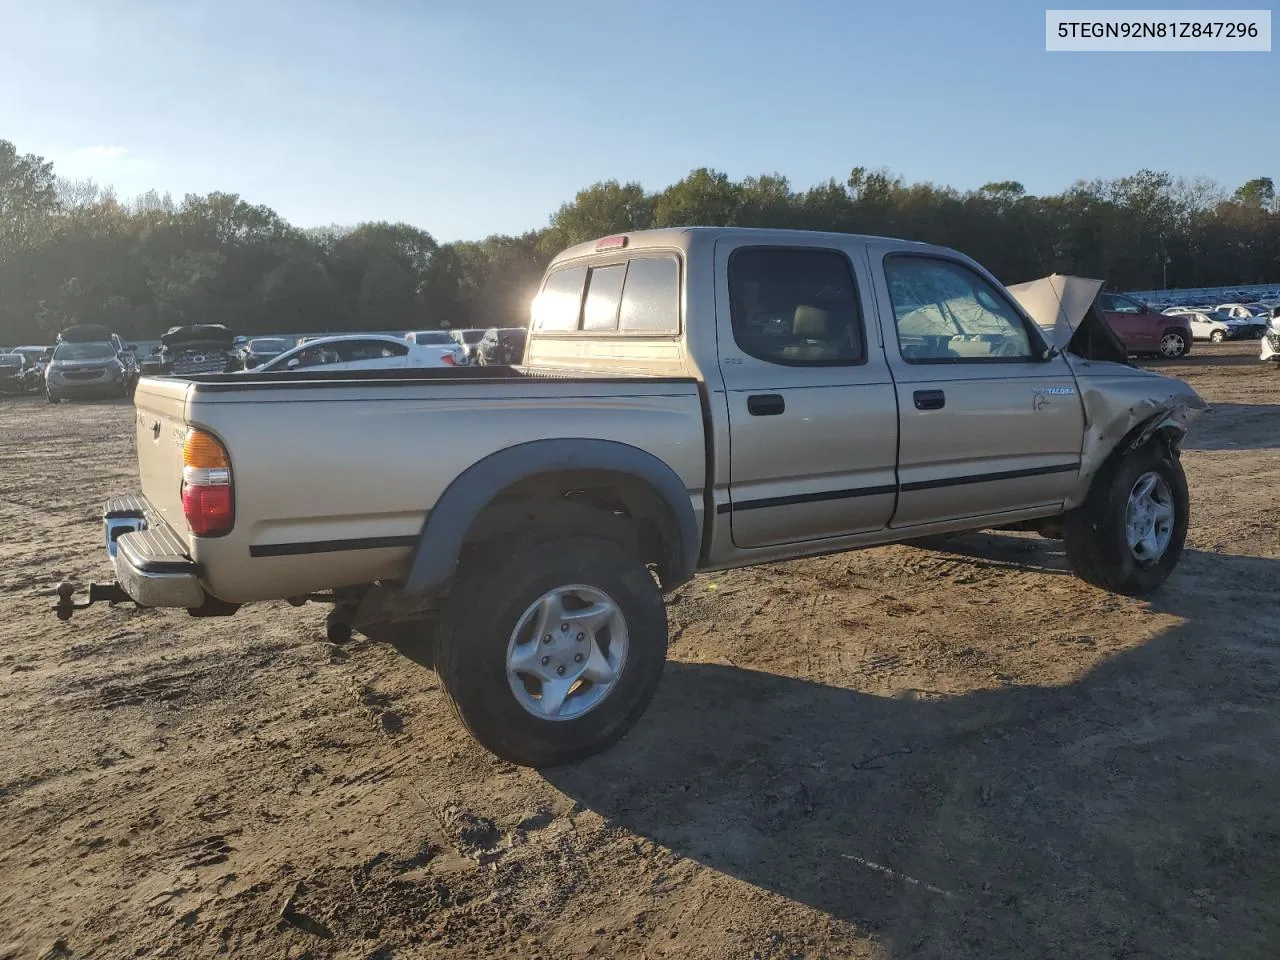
[104,496,206,608]
[53,497,206,620]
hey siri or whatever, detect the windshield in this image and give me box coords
[453,330,485,343]
[248,338,290,352]
[53,342,116,360]
[1245,304,1268,316]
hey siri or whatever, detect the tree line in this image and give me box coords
[1,138,1276,345]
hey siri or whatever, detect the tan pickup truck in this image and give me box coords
[56,228,1205,766]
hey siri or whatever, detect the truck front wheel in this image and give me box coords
[435,533,667,767]
[1063,444,1189,596]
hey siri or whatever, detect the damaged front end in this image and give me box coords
[1006,273,1208,508]
[1068,371,1207,508]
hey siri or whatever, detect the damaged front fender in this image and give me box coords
[1066,363,1208,509]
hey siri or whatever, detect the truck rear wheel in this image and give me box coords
[1063,444,1188,596]
[435,534,667,767]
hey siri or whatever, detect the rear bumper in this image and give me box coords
[105,496,206,608]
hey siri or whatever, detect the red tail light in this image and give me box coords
[181,428,234,536]
[441,352,456,366]
[182,484,233,535]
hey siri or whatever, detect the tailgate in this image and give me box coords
[133,377,193,549]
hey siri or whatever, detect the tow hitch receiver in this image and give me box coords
[53,581,133,621]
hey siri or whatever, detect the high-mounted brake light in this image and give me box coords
[595,235,628,251]
[181,428,234,536]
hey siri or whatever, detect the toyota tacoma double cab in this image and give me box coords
[54,228,1206,766]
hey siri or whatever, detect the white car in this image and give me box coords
[1263,308,1280,366]
[1163,308,1249,342]
[250,334,461,373]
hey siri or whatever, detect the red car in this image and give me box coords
[1096,292,1192,359]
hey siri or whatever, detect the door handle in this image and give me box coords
[913,389,945,411]
[747,393,785,416]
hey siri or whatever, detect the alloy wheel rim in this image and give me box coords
[1125,471,1175,564]
[505,584,628,722]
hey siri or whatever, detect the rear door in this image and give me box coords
[871,249,1085,528]
[1097,293,1151,351]
[715,240,898,548]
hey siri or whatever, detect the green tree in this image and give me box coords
[542,180,652,253]
[0,139,59,259]
[652,168,742,228]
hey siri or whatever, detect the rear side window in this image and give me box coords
[582,264,627,331]
[619,258,679,333]
[532,266,587,331]
[727,247,865,365]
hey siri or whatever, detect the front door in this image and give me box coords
[716,241,898,549]
[870,250,1086,528]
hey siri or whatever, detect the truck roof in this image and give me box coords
[550,226,938,267]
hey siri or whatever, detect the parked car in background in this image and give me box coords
[250,334,457,373]
[1097,292,1192,358]
[1262,306,1280,367]
[8,345,53,376]
[240,337,293,369]
[448,328,488,363]
[154,325,240,376]
[473,327,528,365]
[1214,304,1270,338]
[1163,308,1250,342]
[0,353,42,395]
[45,340,131,402]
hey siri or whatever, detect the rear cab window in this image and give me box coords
[727,247,865,365]
[533,254,680,335]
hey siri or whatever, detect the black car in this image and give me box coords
[473,327,528,365]
[239,337,294,370]
[0,353,42,395]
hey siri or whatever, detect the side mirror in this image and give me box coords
[286,357,301,370]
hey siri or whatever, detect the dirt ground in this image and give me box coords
[2,342,1278,960]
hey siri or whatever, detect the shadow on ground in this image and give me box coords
[1179,403,1280,451]
[547,540,1280,960]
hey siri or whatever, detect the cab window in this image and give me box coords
[727,247,864,365]
[885,256,1035,362]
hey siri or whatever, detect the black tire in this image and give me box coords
[1063,443,1189,596]
[1210,330,1225,343]
[45,391,59,404]
[435,533,667,767]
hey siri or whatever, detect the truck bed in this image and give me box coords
[132,366,707,604]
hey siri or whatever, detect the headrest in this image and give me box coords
[793,305,829,338]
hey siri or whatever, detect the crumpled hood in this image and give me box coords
[161,324,235,348]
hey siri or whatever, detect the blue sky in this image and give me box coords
[0,0,1274,241]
